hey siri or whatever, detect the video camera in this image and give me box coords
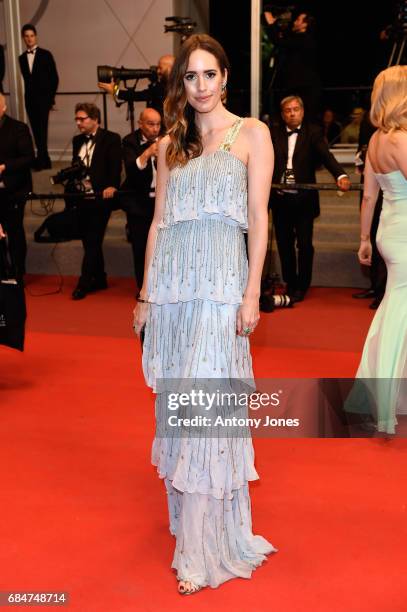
[97,65,158,85]
[50,160,87,186]
[263,4,295,31]
[164,16,196,39]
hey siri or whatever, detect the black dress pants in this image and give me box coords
[25,97,51,165]
[77,202,110,289]
[0,193,27,279]
[272,194,315,293]
[126,212,152,290]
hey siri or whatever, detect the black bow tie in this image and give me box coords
[85,135,94,142]
[26,49,36,54]
[287,128,300,137]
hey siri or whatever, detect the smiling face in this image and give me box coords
[183,49,226,114]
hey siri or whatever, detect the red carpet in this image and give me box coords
[0,277,405,611]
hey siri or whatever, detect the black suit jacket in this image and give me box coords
[72,127,122,195]
[0,44,5,93]
[120,129,155,217]
[270,122,347,218]
[266,27,321,91]
[118,79,167,118]
[18,47,59,106]
[0,115,34,197]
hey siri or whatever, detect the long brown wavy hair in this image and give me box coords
[164,34,230,169]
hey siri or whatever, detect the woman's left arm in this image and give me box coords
[237,119,274,336]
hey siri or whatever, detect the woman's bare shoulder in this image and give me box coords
[241,117,271,141]
[158,134,171,150]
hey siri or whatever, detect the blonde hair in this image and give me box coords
[370,65,407,132]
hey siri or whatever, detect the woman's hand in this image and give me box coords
[0,224,5,239]
[133,301,150,335]
[236,296,260,337]
[358,240,372,266]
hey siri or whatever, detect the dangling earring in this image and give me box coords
[222,81,227,91]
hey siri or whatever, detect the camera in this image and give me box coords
[50,160,87,186]
[263,4,294,31]
[164,16,196,39]
[259,272,293,312]
[97,65,158,84]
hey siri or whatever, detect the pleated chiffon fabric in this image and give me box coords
[142,118,276,588]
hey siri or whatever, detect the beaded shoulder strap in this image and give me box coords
[219,117,244,152]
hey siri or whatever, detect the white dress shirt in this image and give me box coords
[136,136,157,198]
[78,133,97,193]
[284,124,347,188]
[26,46,38,73]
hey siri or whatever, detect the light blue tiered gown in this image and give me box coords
[352,170,407,433]
[142,119,276,588]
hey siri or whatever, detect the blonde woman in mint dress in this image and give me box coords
[349,65,407,434]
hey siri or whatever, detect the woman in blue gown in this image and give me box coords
[133,35,277,594]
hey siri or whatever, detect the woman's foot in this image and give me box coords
[178,580,202,595]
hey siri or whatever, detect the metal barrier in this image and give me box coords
[1,90,109,128]
[25,182,363,201]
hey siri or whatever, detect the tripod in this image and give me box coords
[387,32,407,66]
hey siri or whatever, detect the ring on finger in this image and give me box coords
[243,327,252,335]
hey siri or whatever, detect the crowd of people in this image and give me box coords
[0,22,175,295]
[0,18,370,304]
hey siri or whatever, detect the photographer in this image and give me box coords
[264,8,322,121]
[98,54,174,118]
[120,108,161,291]
[71,102,121,301]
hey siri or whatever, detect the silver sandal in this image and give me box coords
[178,579,202,595]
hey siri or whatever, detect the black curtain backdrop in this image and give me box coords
[209,0,399,117]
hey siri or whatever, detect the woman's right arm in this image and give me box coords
[133,136,170,334]
[358,154,379,266]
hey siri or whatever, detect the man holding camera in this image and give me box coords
[71,102,121,300]
[120,107,161,291]
[264,9,321,121]
[0,93,34,279]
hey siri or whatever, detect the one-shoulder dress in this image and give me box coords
[142,118,276,588]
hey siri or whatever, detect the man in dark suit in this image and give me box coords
[121,107,161,290]
[0,93,35,279]
[270,95,351,302]
[71,102,122,300]
[18,24,59,170]
[264,10,322,121]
